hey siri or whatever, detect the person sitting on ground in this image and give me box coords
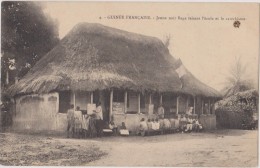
[139,118,148,136]
[163,118,171,132]
[151,119,157,131]
[155,118,160,130]
[119,122,129,136]
[194,117,203,132]
[67,104,75,138]
[185,115,193,133]
[174,115,180,131]
[169,117,176,130]
[147,119,153,131]
[180,114,188,133]
[109,121,118,135]
[159,118,164,130]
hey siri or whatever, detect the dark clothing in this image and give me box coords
[95,119,104,137]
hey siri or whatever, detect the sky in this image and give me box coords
[43,2,259,91]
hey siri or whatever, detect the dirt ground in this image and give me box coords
[0,129,258,167]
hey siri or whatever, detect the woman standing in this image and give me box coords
[94,101,103,137]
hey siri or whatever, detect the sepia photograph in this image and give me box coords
[0,1,259,167]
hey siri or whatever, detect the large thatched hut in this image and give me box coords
[9,23,221,132]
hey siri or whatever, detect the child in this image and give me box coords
[119,122,129,136]
[185,115,193,133]
[74,106,83,138]
[139,118,148,136]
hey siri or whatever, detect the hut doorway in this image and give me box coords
[93,90,110,123]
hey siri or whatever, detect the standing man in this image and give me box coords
[157,104,165,119]
[67,104,75,138]
[94,101,103,137]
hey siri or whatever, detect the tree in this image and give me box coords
[1,1,59,87]
[163,34,172,49]
[222,56,254,97]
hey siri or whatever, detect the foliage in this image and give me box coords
[222,56,254,97]
[1,1,59,87]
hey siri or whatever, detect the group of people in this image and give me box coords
[67,102,203,138]
[67,102,104,138]
[139,114,203,136]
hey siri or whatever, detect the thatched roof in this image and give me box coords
[9,23,221,98]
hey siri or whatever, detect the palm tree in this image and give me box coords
[222,56,254,97]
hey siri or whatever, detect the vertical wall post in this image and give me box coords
[193,96,196,114]
[177,96,179,114]
[110,89,113,121]
[73,92,76,110]
[149,94,152,104]
[138,93,141,114]
[90,92,93,104]
[124,91,127,113]
[160,94,163,105]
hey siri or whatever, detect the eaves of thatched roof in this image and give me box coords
[8,22,221,98]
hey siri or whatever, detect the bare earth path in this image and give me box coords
[0,129,258,167]
[87,130,258,167]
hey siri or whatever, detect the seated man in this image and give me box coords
[139,118,148,136]
[169,118,176,129]
[159,118,164,130]
[154,118,160,130]
[147,119,153,131]
[109,121,118,135]
[151,119,157,131]
[163,118,171,133]
[174,115,180,131]
[194,117,203,132]
[179,115,187,132]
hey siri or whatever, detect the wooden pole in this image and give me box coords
[6,70,9,85]
[110,89,113,121]
[124,91,127,113]
[138,93,141,114]
[149,94,152,104]
[177,96,179,114]
[193,96,196,114]
[73,92,76,110]
[90,92,93,104]
[160,94,163,104]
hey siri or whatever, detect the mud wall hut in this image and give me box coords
[8,23,222,132]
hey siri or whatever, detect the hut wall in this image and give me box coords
[163,95,176,117]
[13,92,66,131]
[127,92,138,112]
[74,92,91,110]
[199,114,216,130]
[195,96,202,115]
[178,95,187,114]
